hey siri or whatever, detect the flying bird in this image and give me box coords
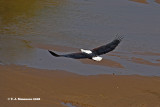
[48,36,123,61]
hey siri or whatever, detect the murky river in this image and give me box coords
[0,0,160,76]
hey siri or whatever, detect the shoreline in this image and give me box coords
[1,64,160,107]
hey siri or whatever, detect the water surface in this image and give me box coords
[0,0,160,76]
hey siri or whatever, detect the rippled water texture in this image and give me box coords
[0,0,160,76]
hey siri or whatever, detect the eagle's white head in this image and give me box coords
[80,49,92,54]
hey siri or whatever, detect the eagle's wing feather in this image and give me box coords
[48,50,92,59]
[91,37,123,56]
[63,52,92,59]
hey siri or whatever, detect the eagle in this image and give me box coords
[48,36,123,61]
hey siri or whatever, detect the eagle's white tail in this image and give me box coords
[92,56,102,61]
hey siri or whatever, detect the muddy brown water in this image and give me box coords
[0,0,160,76]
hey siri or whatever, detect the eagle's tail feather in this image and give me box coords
[92,56,102,61]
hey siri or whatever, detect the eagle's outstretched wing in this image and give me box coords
[48,50,92,59]
[91,36,123,56]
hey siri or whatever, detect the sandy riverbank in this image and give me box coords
[1,64,160,107]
